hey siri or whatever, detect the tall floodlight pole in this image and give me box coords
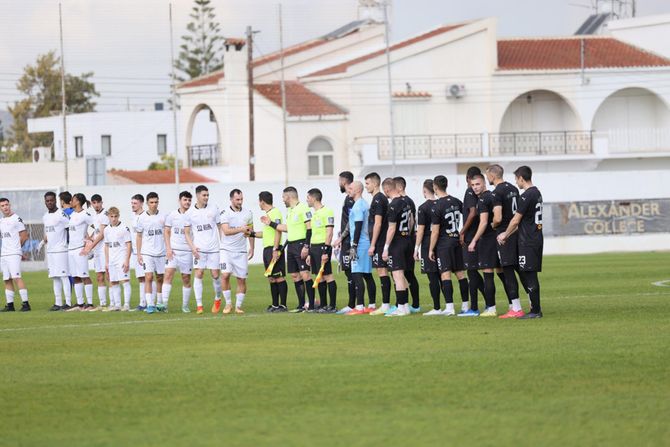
[58,3,69,188]
[169,3,180,190]
[278,3,289,186]
[382,0,396,175]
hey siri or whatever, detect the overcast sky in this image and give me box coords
[1,0,669,112]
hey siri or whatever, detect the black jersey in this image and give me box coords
[368,191,389,245]
[340,195,355,242]
[430,195,463,242]
[492,181,520,234]
[417,199,436,245]
[462,187,479,241]
[402,195,417,235]
[388,196,414,240]
[476,190,496,237]
[517,186,544,246]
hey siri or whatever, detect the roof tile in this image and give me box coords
[254,82,347,116]
[111,169,215,184]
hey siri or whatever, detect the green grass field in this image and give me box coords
[1,252,669,447]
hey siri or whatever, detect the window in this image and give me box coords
[307,137,334,177]
[75,136,84,158]
[101,135,111,157]
[157,134,167,155]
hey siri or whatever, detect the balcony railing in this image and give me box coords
[188,144,220,167]
[375,134,484,160]
[601,128,670,153]
[489,131,593,156]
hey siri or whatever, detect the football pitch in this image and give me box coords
[1,252,668,447]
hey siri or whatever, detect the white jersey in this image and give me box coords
[187,204,220,253]
[0,214,26,256]
[104,223,132,266]
[130,211,144,254]
[136,210,167,257]
[42,209,70,253]
[220,206,253,253]
[92,208,110,254]
[68,210,94,250]
[165,209,191,251]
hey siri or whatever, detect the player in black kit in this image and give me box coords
[486,164,525,318]
[498,166,544,319]
[333,171,356,311]
[468,173,499,317]
[393,176,420,311]
[428,175,469,316]
[414,179,441,315]
[459,166,486,316]
[365,172,391,314]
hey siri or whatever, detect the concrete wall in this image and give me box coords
[0,159,86,188]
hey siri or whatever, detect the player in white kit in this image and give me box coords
[0,198,30,312]
[188,185,222,314]
[66,193,97,311]
[103,207,132,311]
[130,194,150,311]
[136,192,167,314]
[90,194,110,308]
[219,189,254,314]
[42,191,72,311]
[164,191,197,313]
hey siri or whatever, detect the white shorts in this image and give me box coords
[93,250,106,273]
[1,255,22,280]
[131,253,145,278]
[193,251,219,271]
[220,250,248,279]
[108,263,131,283]
[166,250,193,274]
[47,252,69,278]
[141,255,166,275]
[68,250,90,278]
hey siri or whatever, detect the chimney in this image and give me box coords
[223,38,247,83]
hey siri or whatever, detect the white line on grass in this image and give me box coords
[651,280,670,287]
[0,315,262,333]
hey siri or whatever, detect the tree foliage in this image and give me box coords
[174,0,225,81]
[7,51,98,159]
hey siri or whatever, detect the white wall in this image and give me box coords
[608,14,670,59]
[0,159,86,188]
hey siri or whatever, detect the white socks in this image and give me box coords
[461,301,470,312]
[162,284,172,306]
[355,304,364,311]
[222,290,231,305]
[111,284,121,307]
[98,286,107,306]
[84,284,93,305]
[53,278,63,306]
[74,283,84,305]
[511,298,522,312]
[145,292,154,307]
[213,279,222,299]
[182,287,191,307]
[139,281,146,307]
[5,290,14,304]
[151,280,157,304]
[62,277,72,306]
[235,293,245,309]
[446,303,455,313]
[380,303,389,311]
[194,277,203,306]
[123,282,131,307]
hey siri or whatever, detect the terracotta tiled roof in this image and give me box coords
[497,37,670,70]
[110,169,215,184]
[304,24,465,77]
[392,91,432,98]
[254,82,347,116]
[178,71,225,89]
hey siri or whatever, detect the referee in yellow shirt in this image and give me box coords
[305,188,337,313]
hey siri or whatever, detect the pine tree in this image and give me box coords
[174,0,225,81]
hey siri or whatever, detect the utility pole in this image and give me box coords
[58,3,69,188]
[382,0,396,175]
[278,3,289,186]
[246,26,256,181]
[169,3,180,190]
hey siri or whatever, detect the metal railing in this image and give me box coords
[188,143,220,167]
[489,131,593,156]
[375,134,484,160]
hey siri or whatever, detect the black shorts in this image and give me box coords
[286,240,309,274]
[387,237,413,272]
[497,232,518,267]
[340,239,351,271]
[518,243,543,272]
[420,245,438,273]
[435,239,464,273]
[372,242,388,269]
[462,239,478,270]
[477,234,500,270]
[309,244,333,276]
[263,246,286,278]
